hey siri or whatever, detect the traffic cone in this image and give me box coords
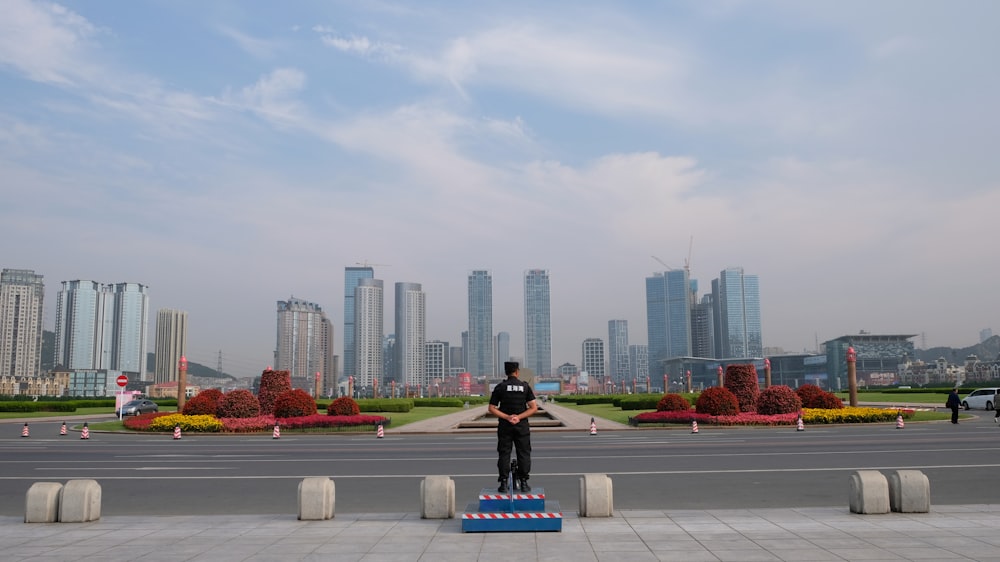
[896,411,905,429]
[272,423,281,439]
[376,424,384,438]
[173,425,182,440]
[59,422,67,436]
[21,423,29,437]
[80,423,90,440]
[796,416,805,431]
[691,420,699,433]
[589,417,597,435]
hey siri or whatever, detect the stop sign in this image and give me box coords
[116,374,128,387]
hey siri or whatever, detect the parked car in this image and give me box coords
[961,388,999,410]
[117,399,159,416]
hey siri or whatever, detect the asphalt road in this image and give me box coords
[3,413,1000,516]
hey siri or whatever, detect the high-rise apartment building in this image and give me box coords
[343,266,374,382]
[607,320,630,383]
[645,270,692,378]
[691,294,715,358]
[495,331,510,377]
[154,309,188,384]
[524,269,552,377]
[354,278,383,392]
[275,297,333,391]
[581,338,605,379]
[628,344,649,384]
[467,270,493,377]
[425,340,449,385]
[394,282,426,389]
[713,267,762,358]
[53,280,149,377]
[0,269,44,378]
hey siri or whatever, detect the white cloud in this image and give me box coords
[217,25,281,59]
[220,68,308,124]
[0,0,102,86]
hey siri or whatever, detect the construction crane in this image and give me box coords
[650,256,676,271]
[355,260,391,268]
[652,236,694,273]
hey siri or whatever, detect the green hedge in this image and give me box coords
[357,399,414,413]
[0,401,84,412]
[412,398,466,408]
[618,395,661,410]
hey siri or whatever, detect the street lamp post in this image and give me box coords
[177,356,188,411]
[847,346,858,407]
[717,365,724,387]
[764,358,771,389]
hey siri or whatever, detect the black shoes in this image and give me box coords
[497,481,508,494]
[519,479,531,492]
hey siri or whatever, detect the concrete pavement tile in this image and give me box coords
[323,538,381,552]
[590,539,655,552]
[418,553,480,562]
[826,547,907,559]
[766,548,843,561]
[537,553,598,562]
[752,538,816,549]
[710,550,780,562]
[653,550,719,562]
[596,552,658,561]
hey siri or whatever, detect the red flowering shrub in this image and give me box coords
[257,369,292,415]
[218,389,261,418]
[695,386,740,415]
[797,384,844,409]
[273,389,318,418]
[756,385,802,415]
[220,415,275,433]
[182,388,223,416]
[122,412,171,430]
[328,396,360,416]
[724,364,760,413]
[656,393,691,412]
[278,414,389,429]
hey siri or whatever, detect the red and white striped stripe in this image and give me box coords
[462,512,562,520]
[479,493,544,500]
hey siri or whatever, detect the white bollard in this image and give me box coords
[420,476,455,519]
[849,470,889,514]
[888,470,930,513]
[297,477,335,520]
[25,482,63,523]
[59,479,102,522]
[579,473,614,517]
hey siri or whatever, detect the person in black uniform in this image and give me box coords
[488,361,538,493]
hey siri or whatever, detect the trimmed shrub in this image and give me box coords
[797,384,844,409]
[356,399,414,413]
[724,364,760,413]
[182,388,223,416]
[149,414,223,433]
[257,369,292,415]
[412,398,466,407]
[273,389,318,418]
[328,396,360,416]
[218,389,261,418]
[656,393,692,412]
[619,395,661,410]
[695,386,740,416]
[756,385,802,415]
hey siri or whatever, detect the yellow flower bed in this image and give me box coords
[149,413,223,432]
[803,407,908,424]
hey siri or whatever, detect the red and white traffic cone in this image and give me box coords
[376,424,384,438]
[21,423,29,437]
[796,416,805,431]
[896,412,905,429]
[80,423,90,440]
[60,422,67,436]
[691,420,699,433]
[589,417,597,435]
[272,423,281,439]
[173,425,182,440]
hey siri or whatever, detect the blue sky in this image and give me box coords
[2,0,998,376]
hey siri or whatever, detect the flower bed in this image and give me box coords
[630,407,914,426]
[121,412,389,433]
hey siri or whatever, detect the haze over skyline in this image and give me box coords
[2,1,997,377]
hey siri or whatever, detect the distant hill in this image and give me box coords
[915,335,1000,363]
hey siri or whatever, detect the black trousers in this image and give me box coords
[950,406,959,423]
[497,421,531,481]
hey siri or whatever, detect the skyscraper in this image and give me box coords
[645,269,692,378]
[495,331,510,377]
[691,294,715,358]
[53,280,149,377]
[714,267,763,358]
[275,297,333,390]
[0,269,44,378]
[524,269,552,377]
[354,278,383,392]
[343,266,374,382]
[581,338,605,379]
[628,344,649,383]
[154,309,188,384]
[467,270,493,377]
[425,340,449,386]
[394,282,426,389]
[608,320,630,383]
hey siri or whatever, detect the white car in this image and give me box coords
[961,388,999,410]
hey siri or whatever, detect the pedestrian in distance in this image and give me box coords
[946,388,961,424]
[488,361,538,494]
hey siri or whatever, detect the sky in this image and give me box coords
[2,0,998,377]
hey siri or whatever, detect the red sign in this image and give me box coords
[116,375,128,387]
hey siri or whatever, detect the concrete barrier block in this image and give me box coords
[849,470,889,514]
[25,482,63,523]
[888,470,930,513]
[59,479,102,522]
[579,473,613,517]
[420,476,455,519]
[297,477,335,520]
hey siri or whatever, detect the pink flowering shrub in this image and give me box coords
[756,385,802,415]
[273,389,318,418]
[656,393,691,412]
[328,396,361,416]
[257,369,292,415]
[278,414,388,429]
[797,384,844,409]
[695,386,740,415]
[218,389,261,418]
[220,415,276,433]
[724,364,760,412]
[183,388,223,416]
